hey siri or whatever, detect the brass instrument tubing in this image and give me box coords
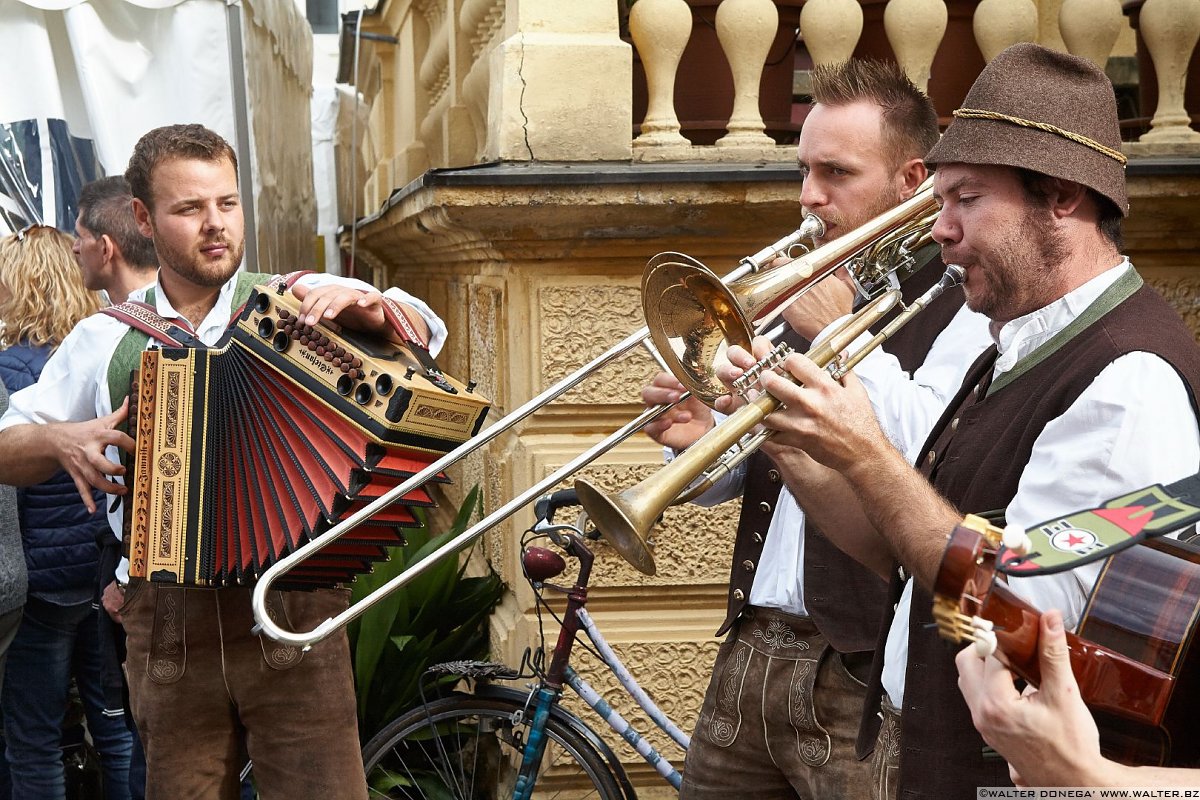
[577,265,965,574]
[686,267,964,502]
[250,256,808,646]
[253,220,827,645]
[744,214,825,273]
[830,264,965,379]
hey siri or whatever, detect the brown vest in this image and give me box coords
[869,276,1200,799]
[717,252,966,650]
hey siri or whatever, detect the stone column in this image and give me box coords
[630,0,694,152]
[715,0,780,148]
[800,0,864,66]
[1137,0,1200,143]
[884,0,948,93]
[484,0,633,161]
[972,0,1037,62]
[1059,0,1124,70]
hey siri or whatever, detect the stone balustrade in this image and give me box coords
[351,0,1200,210]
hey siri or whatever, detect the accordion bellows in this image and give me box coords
[127,285,490,588]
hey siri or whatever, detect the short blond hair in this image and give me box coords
[0,225,103,349]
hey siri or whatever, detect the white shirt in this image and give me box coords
[0,270,448,581]
[687,293,993,615]
[882,260,1200,708]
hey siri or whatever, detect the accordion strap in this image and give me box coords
[100,301,199,348]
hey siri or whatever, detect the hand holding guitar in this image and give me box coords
[956,608,1200,788]
[956,609,1102,787]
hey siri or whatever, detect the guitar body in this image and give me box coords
[934,523,1200,768]
[1079,535,1200,767]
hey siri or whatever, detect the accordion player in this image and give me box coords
[126,281,490,589]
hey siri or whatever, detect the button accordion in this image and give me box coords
[126,283,490,589]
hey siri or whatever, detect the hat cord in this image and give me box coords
[953,108,1127,166]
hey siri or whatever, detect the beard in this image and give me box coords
[958,205,1067,322]
[150,224,244,289]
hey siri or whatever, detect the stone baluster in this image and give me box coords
[1138,0,1200,142]
[973,0,1037,62]
[799,0,864,67]
[630,0,694,149]
[1059,0,1124,70]
[884,0,948,93]
[715,0,779,147]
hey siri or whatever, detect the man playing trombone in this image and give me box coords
[725,43,1200,799]
[641,60,992,799]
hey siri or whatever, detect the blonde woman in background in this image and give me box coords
[0,225,134,800]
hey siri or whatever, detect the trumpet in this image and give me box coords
[249,216,826,647]
[645,179,939,406]
[575,264,965,576]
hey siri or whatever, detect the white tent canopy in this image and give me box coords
[1,0,317,273]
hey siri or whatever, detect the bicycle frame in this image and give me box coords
[512,530,686,799]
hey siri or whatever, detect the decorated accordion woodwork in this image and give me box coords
[127,284,490,589]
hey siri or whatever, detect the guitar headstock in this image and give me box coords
[932,515,1005,654]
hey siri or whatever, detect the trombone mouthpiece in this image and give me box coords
[798,214,825,241]
[944,264,966,287]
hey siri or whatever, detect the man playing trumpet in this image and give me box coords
[642,60,992,799]
[724,43,1200,798]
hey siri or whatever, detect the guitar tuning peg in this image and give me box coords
[1002,524,1033,556]
[972,626,998,659]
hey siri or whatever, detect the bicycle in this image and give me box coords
[360,488,692,799]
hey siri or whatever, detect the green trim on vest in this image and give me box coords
[987,267,1143,397]
[104,272,277,418]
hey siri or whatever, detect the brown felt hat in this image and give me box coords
[926,42,1128,216]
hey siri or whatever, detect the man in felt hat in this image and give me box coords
[713,42,1200,797]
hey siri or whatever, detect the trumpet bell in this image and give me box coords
[643,258,754,406]
[574,478,658,576]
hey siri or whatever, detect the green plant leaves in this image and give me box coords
[348,485,507,739]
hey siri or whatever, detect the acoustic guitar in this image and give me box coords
[933,514,1200,767]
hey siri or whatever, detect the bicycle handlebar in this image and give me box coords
[534,488,580,525]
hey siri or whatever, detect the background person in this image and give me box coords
[0,381,28,800]
[0,224,133,799]
[74,176,159,306]
[74,174,156,799]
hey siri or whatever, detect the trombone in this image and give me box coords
[249,216,825,648]
[575,262,964,576]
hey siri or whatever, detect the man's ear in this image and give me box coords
[132,198,153,239]
[896,158,928,201]
[99,233,116,264]
[1049,179,1088,220]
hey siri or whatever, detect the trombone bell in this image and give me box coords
[574,479,658,576]
[644,181,938,407]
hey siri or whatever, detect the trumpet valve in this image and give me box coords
[731,343,794,397]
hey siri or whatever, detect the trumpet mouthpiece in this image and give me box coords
[798,214,825,241]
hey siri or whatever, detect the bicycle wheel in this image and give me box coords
[362,693,625,800]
